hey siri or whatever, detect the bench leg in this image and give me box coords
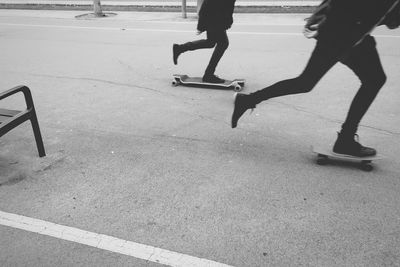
[30,111,46,157]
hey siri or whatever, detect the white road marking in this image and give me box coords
[0,23,399,39]
[0,210,233,267]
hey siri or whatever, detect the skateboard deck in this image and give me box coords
[172,74,245,92]
[312,145,384,171]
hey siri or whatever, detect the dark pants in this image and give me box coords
[180,30,229,75]
[250,35,386,136]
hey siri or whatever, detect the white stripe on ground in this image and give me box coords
[1,23,400,39]
[0,210,233,267]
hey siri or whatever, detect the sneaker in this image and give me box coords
[202,74,225,83]
[173,44,181,65]
[231,93,255,128]
[333,133,376,157]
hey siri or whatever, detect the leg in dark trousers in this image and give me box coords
[173,30,229,82]
[339,35,386,136]
[231,35,382,156]
[249,40,341,103]
[178,32,217,52]
[231,39,343,128]
[204,30,229,78]
[173,34,215,65]
[246,35,384,132]
[332,35,385,156]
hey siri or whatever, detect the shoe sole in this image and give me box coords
[332,151,376,158]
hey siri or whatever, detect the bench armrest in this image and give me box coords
[0,85,34,110]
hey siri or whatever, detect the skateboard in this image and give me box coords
[172,74,245,92]
[312,145,384,172]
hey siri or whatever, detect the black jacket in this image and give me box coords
[381,1,400,28]
[197,0,236,32]
[306,0,400,46]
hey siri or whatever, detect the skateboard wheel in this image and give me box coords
[172,80,178,86]
[360,164,373,172]
[317,157,328,165]
[233,85,242,92]
[316,156,328,165]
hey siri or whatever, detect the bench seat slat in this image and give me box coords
[0,108,21,117]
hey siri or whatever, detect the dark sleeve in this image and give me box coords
[312,0,331,18]
[228,0,236,16]
[197,0,210,32]
[226,0,236,28]
[221,0,236,30]
[304,0,331,29]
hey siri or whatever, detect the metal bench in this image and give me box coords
[0,85,45,157]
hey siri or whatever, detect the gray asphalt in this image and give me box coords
[0,10,400,267]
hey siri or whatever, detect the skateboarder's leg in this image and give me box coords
[231,41,341,128]
[333,35,385,156]
[203,30,229,83]
[173,33,217,65]
[251,41,340,103]
[339,35,386,136]
[180,39,216,51]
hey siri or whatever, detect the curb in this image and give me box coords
[0,3,317,13]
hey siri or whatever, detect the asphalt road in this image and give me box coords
[0,10,400,266]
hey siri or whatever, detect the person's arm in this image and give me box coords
[303,0,332,38]
[225,0,236,29]
[228,0,236,17]
[197,0,210,32]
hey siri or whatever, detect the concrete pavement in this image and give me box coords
[1,9,400,266]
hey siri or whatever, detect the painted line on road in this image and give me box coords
[0,210,233,267]
[0,22,193,32]
[1,23,400,39]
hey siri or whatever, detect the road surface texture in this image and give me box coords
[1,9,400,267]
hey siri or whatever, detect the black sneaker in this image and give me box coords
[231,93,255,128]
[173,44,181,65]
[202,74,225,83]
[333,133,376,157]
